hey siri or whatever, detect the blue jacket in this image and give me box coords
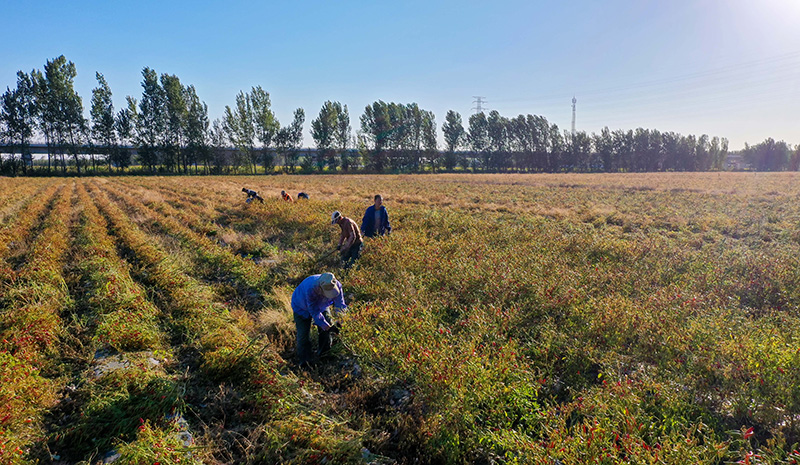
[291,274,347,330]
[361,205,391,237]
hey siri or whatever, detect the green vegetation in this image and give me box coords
[0,172,799,464]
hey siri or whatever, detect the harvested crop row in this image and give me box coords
[1,184,73,363]
[74,182,166,352]
[123,178,345,273]
[86,181,255,364]
[0,184,73,464]
[0,184,61,283]
[113,179,234,237]
[0,179,53,224]
[123,178,272,229]
[87,182,366,463]
[114,180,286,267]
[48,182,199,463]
[118,178,221,221]
[100,182,275,297]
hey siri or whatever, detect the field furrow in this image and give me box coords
[0,179,55,225]
[45,181,200,463]
[112,180,290,272]
[0,183,61,283]
[96,181,276,305]
[0,184,73,463]
[86,181,366,463]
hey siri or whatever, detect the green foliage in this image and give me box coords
[113,420,202,465]
[90,72,117,167]
[133,67,166,172]
[276,108,305,173]
[360,101,436,172]
[0,352,55,464]
[311,101,339,171]
[5,174,800,464]
[0,71,36,175]
[57,366,183,455]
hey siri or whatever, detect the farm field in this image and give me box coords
[1,172,799,465]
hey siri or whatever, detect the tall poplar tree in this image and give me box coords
[36,56,85,173]
[335,104,353,171]
[442,110,465,171]
[468,112,489,171]
[90,72,117,172]
[311,101,339,172]
[251,86,279,174]
[134,68,167,172]
[223,91,256,173]
[161,73,187,172]
[0,72,36,175]
[184,85,210,174]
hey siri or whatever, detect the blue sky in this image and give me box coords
[2,0,798,150]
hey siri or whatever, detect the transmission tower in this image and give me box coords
[472,96,487,114]
[571,96,577,136]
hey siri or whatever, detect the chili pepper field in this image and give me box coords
[1,173,799,464]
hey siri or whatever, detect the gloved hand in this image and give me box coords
[329,323,341,334]
[336,245,341,251]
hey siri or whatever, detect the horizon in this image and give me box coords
[2,0,799,151]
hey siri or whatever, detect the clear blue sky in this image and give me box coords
[2,0,798,150]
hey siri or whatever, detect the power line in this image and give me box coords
[491,50,800,107]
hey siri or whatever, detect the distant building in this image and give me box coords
[725,153,750,171]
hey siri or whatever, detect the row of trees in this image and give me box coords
[740,138,800,171]
[2,56,799,176]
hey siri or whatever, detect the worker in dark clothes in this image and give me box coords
[361,194,391,237]
[242,188,264,203]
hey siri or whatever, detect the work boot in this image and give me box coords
[299,361,314,371]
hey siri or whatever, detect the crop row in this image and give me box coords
[0,179,53,224]
[87,181,366,463]
[36,181,199,463]
[100,181,276,298]
[0,185,72,463]
[107,175,800,463]
[0,183,61,283]
[118,178,335,271]
[87,180,255,367]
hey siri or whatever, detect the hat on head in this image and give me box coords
[318,272,339,299]
[331,211,341,224]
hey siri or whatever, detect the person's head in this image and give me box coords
[331,211,342,224]
[242,188,247,193]
[317,272,340,299]
[281,190,286,196]
[374,194,383,208]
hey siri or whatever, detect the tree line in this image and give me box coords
[1,56,798,176]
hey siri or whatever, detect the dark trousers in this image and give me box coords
[294,310,331,364]
[341,241,362,269]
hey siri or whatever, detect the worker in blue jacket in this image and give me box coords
[360,194,391,238]
[291,272,347,367]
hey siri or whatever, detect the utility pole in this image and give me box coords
[472,96,487,114]
[571,96,577,136]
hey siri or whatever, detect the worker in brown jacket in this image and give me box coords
[331,210,363,269]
